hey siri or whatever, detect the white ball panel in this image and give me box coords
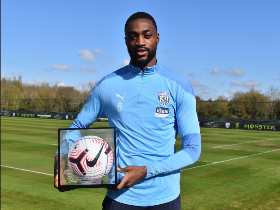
[68,136,113,181]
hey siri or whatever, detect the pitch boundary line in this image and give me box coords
[2,149,280,176]
[1,165,53,176]
[213,139,274,148]
[181,149,280,172]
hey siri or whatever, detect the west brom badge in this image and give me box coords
[158,92,170,106]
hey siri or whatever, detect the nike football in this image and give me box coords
[68,136,113,181]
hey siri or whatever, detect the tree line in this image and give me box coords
[196,86,280,120]
[1,76,93,113]
[1,76,280,119]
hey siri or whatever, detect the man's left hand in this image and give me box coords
[115,166,147,191]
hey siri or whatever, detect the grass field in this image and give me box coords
[1,116,280,210]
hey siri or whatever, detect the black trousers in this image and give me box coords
[102,195,181,210]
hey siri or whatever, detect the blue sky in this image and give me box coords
[2,0,280,100]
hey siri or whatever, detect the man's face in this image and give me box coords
[125,18,159,69]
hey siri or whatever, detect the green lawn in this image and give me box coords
[1,117,280,210]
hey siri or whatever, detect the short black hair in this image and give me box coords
[125,12,157,33]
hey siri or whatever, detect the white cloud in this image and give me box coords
[228,89,237,94]
[211,67,230,75]
[92,49,104,55]
[231,81,243,86]
[1,71,15,79]
[78,49,103,62]
[58,82,65,87]
[190,80,200,87]
[75,87,83,92]
[78,49,96,62]
[51,64,70,72]
[231,80,262,87]
[190,80,210,90]
[190,80,212,99]
[79,80,87,86]
[202,90,211,94]
[229,68,245,76]
[55,78,66,87]
[219,89,237,100]
[222,93,230,99]
[118,60,130,67]
[211,67,245,76]
[80,65,97,72]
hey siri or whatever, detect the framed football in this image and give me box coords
[68,136,113,181]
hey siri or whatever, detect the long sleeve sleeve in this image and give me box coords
[55,84,104,157]
[145,87,201,178]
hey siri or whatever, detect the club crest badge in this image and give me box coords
[225,123,230,128]
[155,107,169,118]
[158,92,170,106]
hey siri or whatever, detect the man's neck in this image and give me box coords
[131,58,157,71]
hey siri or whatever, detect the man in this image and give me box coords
[55,12,201,210]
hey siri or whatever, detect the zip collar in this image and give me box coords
[129,62,159,76]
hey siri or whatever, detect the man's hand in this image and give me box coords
[54,155,75,192]
[116,166,147,191]
[54,171,69,192]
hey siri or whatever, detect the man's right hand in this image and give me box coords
[54,155,75,192]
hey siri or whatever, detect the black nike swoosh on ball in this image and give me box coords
[86,142,104,167]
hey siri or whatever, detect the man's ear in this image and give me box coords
[157,33,160,45]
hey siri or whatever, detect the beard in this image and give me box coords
[127,45,157,69]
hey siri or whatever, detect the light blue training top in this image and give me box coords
[57,63,201,206]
